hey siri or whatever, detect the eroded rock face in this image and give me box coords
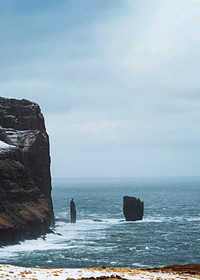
[123,196,144,221]
[0,97,54,245]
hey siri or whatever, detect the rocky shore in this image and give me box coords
[0,264,199,280]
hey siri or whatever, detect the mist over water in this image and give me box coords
[1,177,200,268]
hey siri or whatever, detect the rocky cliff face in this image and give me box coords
[0,97,54,246]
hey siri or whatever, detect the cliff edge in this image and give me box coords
[0,97,54,246]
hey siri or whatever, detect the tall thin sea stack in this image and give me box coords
[0,97,54,245]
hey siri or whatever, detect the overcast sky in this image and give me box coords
[1,0,200,178]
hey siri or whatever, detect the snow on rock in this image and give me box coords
[0,127,40,150]
[0,140,15,150]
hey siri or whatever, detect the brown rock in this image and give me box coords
[0,97,54,245]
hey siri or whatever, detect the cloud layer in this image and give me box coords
[1,0,200,177]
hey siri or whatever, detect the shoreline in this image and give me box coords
[0,264,200,280]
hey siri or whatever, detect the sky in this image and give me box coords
[1,0,200,178]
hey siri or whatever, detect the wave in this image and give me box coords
[0,215,199,263]
[0,219,112,260]
[142,215,200,223]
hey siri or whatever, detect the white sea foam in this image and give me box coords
[187,216,200,222]
[141,216,167,223]
[0,219,112,260]
[142,215,200,223]
[1,214,199,261]
[131,263,148,268]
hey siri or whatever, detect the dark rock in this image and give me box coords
[0,97,54,246]
[123,196,144,221]
[70,198,76,223]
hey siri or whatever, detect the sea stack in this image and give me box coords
[70,198,76,223]
[0,97,54,245]
[123,196,144,221]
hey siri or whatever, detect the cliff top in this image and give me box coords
[0,97,45,131]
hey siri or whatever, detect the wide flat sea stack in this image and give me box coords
[123,196,144,221]
[0,97,54,245]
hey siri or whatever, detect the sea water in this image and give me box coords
[0,177,200,268]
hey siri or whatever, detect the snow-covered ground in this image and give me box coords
[0,264,199,280]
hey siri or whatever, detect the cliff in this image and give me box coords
[0,97,54,246]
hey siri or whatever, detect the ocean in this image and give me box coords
[0,177,200,268]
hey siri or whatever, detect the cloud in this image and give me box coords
[0,0,200,177]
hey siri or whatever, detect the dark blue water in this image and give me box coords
[1,177,200,268]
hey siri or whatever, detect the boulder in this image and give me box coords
[123,196,144,221]
[0,97,54,245]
